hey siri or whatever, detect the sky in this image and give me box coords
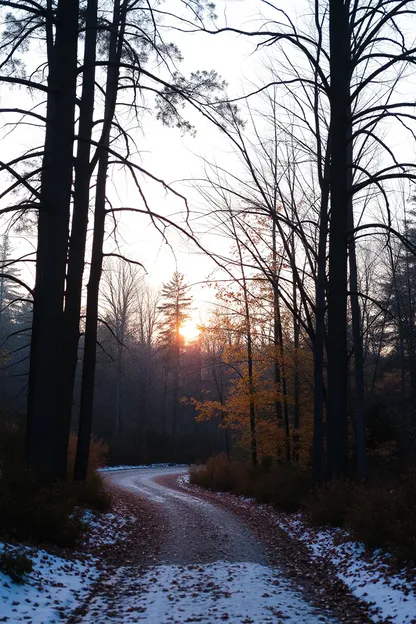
[2,0,414,338]
[0,0,283,334]
[112,2,267,308]
[108,0,291,331]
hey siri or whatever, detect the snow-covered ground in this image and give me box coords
[99,463,188,472]
[81,561,337,623]
[0,542,97,623]
[274,513,416,624]
[182,475,416,624]
[0,501,140,623]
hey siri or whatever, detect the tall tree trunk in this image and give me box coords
[326,0,350,478]
[275,290,291,463]
[348,226,367,478]
[246,314,257,467]
[233,226,257,466]
[55,0,98,479]
[74,0,125,481]
[292,232,301,463]
[272,218,290,462]
[172,315,180,448]
[313,182,329,482]
[26,0,79,479]
[347,104,367,480]
[162,362,168,435]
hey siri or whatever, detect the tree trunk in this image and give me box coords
[55,0,98,479]
[312,181,329,483]
[326,0,350,478]
[26,0,79,479]
[292,269,301,463]
[271,217,290,462]
[234,234,257,466]
[74,0,125,481]
[347,104,367,480]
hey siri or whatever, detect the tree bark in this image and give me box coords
[26,0,79,479]
[348,214,367,479]
[312,181,329,483]
[347,101,367,480]
[326,0,350,478]
[74,0,125,481]
[55,0,98,479]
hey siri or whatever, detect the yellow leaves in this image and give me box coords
[186,397,227,422]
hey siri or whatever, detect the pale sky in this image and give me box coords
[0,0,278,328]
[1,0,415,335]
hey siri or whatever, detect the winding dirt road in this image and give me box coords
[80,467,340,624]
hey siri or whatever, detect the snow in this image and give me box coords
[0,542,97,623]
[82,509,137,545]
[0,504,138,623]
[181,476,416,624]
[274,514,416,624]
[177,474,190,486]
[99,463,188,472]
[81,561,337,623]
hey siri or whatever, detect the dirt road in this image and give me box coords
[78,466,340,624]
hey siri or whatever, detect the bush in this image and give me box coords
[190,455,312,512]
[75,472,111,513]
[0,549,33,582]
[190,454,241,491]
[304,479,353,527]
[0,425,111,547]
[346,472,416,562]
[0,467,85,547]
[265,464,313,511]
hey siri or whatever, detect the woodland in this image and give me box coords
[0,0,416,567]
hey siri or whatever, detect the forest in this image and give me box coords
[0,1,416,621]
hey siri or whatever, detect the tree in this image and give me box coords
[25,0,79,479]
[101,259,142,437]
[200,0,416,479]
[158,271,192,446]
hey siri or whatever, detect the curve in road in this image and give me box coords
[80,466,338,624]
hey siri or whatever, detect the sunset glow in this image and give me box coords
[179,320,200,344]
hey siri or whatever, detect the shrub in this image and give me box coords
[190,454,238,491]
[190,455,312,512]
[0,468,86,547]
[304,479,353,527]
[75,472,111,513]
[0,425,111,547]
[347,471,416,562]
[0,549,33,582]
[265,464,313,512]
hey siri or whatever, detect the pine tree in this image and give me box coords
[0,235,22,333]
[158,272,192,445]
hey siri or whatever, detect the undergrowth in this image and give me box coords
[0,425,111,548]
[191,453,416,563]
[0,548,33,582]
[190,453,313,512]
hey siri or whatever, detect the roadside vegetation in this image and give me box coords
[0,420,110,550]
[191,455,416,563]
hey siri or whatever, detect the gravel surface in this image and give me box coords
[157,471,381,624]
[107,467,266,566]
[75,466,343,624]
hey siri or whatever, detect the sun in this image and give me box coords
[179,319,200,344]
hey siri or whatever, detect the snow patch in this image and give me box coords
[81,561,337,623]
[274,513,416,624]
[99,463,188,472]
[82,509,137,545]
[0,542,97,623]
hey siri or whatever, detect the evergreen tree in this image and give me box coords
[158,272,192,445]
